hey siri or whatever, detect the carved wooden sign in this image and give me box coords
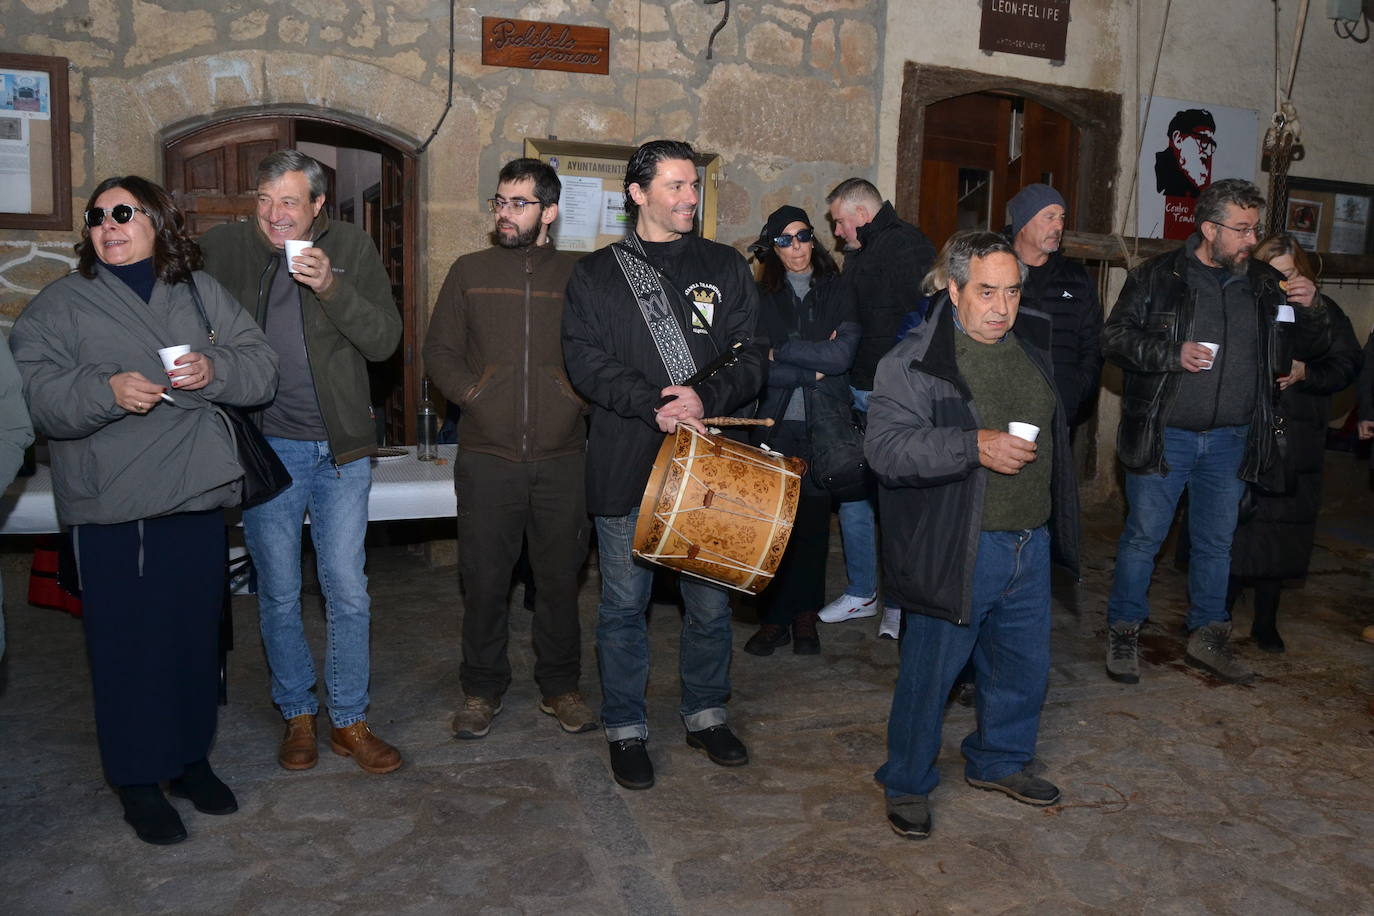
[481,17,610,75]
[978,0,1071,61]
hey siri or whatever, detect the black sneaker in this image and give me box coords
[743,623,790,656]
[118,785,187,845]
[966,770,1061,806]
[886,795,931,839]
[168,759,238,815]
[608,738,654,790]
[685,724,749,767]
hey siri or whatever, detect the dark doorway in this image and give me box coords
[163,115,419,446]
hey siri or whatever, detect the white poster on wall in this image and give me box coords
[1137,97,1259,241]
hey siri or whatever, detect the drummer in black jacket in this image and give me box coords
[743,205,859,658]
[562,140,765,792]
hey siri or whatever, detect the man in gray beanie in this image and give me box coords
[1005,184,1103,429]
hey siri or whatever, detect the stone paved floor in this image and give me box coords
[1,454,1371,915]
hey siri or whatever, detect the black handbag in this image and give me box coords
[187,281,292,509]
[804,373,869,502]
[1253,385,1297,498]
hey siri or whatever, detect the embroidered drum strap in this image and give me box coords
[612,233,699,385]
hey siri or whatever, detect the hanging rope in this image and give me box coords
[1262,0,1309,237]
[1115,0,1172,269]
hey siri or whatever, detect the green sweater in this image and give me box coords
[955,329,1055,531]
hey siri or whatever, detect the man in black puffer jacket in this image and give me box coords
[819,178,935,638]
[1005,184,1103,429]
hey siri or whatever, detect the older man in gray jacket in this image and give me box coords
[865,231,1079,840]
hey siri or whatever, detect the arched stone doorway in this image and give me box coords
[164,112,419,446]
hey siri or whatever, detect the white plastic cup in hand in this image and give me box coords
[158,345,191,374]
[1197,341,1219,369]
[1008,422,1040,443]
[284,239,310,274]
[1275,304,1295,323]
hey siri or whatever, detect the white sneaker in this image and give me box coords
[817,593,878,623]
[878,606,902,640]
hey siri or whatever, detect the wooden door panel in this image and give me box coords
[165,118,291,229]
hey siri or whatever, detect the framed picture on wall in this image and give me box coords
[0,52,71,230]
[1135,97,1259,241]
[1281,177,1374,256]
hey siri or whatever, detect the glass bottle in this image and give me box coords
[416,377,438,461]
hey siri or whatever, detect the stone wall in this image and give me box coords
[0,0,887,322]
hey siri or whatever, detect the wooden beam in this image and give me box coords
[1061,231,1374,278]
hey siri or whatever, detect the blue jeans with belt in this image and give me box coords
[878,527,1051,797]
[1107,425,1249,631]
[593,509,732,742]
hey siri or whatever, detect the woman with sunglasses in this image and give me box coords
[743,206,859,656]
[10,176,277,844]
[1225,234,1361,652]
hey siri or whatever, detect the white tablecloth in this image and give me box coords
[0,445,459,535]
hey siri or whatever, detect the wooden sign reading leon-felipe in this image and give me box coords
[481,17,610,75]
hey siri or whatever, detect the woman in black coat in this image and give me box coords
[742,206,859,656]
[1227,234,1363,652]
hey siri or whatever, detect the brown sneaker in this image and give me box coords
[539,692,599,734]
[329,721,402,774]
[278,714,318,771]
[452,695,502,739]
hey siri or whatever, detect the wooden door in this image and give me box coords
[374,151,413,446]
[919,93,1080,250]
[164,118,291,235]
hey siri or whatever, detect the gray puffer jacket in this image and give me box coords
[10,267,279,526]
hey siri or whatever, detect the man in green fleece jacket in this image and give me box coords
[201,150,403,776]
[424,157,594,742]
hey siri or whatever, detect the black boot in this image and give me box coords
[118,785,187,845]
[792,611,820,655]
[168,758,238,815]
[1249,579,1285,654]
[744,623,791,656]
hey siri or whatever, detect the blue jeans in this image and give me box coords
[244,437,373,727]
[594,510,732,742]
[877,527,1051,797]
[837,386,877,598]
[1107,425,1248,631]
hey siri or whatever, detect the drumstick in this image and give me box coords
[702,417,774,427]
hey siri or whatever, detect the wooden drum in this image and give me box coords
[633,425,805,595]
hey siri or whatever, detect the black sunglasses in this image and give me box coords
[773,228,814,248]
[84,204,149,227]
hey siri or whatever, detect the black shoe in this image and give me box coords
[966,770,1061,806]
[685,724,749,767]
[118,785,187,845]
[608,738,654,790]
[743,624,790,656]
[792,612,820,655]
[886,794,931,839]
[168,759,238,815]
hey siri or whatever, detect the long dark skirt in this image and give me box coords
[75,509,225,787]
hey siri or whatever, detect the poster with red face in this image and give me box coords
[1137,97,1259,240]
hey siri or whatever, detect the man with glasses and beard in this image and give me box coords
[424,157,596,741]
[1101,179,1330,687]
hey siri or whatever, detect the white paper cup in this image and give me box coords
[158,344,191,374]
[1275,304,1296,323]
[283,239,310,274]
[1198,341,1219,369]
[1008,422,1040,443]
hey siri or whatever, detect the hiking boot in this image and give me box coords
[451,695,502,739]
[277,713,318,770]
[966,770,1061,806]
[1185,622,1254,684]
[329,721,403,774]
[877,605,902,640]
[540,692,599,734]
[1106,622,1140,684]
[817,593,878,623]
